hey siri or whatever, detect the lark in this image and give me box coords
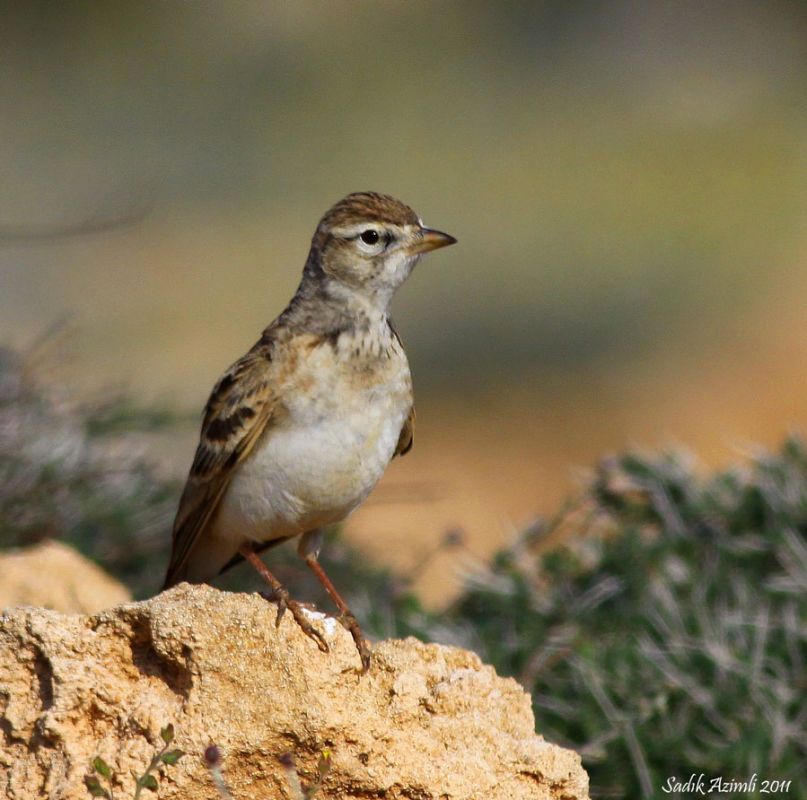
[163,192,456,670]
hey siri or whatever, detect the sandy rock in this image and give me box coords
[0,540,131,614]
[0,583,589,800]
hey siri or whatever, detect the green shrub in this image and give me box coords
[0,346,181,596]
[440,443,807,798]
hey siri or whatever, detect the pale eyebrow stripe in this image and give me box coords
[330,223,408,240]
[329,224,379,238]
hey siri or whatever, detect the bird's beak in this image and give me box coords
[408,227,457,255]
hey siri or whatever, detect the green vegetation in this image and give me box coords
[0,346,180,597]
[85,724,183,799]
[436,445,807,798]
[3,350,804,799]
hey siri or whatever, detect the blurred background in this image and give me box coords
[2,0,807,604]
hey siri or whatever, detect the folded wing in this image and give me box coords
[163,342,277,588]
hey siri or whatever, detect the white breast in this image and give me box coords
[214,334,410,546]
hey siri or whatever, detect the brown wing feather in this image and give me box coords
[395,405,415,457]
[163,343,276,588]
[388,317,414,459]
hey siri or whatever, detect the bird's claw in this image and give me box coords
[338,611,372,672]
[260,590,329,654]
[285,597,330,654]
[274,599,286,627]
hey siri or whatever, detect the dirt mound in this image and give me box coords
[0,582,589,799]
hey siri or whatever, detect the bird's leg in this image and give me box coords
[238,543,329,655]
[298,530,372,672]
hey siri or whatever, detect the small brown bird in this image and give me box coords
[163,192,456,670]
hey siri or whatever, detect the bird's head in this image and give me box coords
[307,192,456,309]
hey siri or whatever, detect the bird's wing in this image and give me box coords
[387,317,414,458]
[395,405,415,457]
[163,342,277,588]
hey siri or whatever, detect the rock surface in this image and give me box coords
[0,583,589,800]
[0,540,131,614]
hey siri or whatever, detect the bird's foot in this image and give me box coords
[242,544,329,655]
[259,590,316,613]
[338,610,372,673]
[267,590,329,654]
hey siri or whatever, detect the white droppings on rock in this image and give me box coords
[300,605,339,636]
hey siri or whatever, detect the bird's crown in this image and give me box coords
[317,192,420,234]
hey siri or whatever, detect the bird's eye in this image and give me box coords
[360,230,380,245]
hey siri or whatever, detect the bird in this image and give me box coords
[163,192,456,670]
